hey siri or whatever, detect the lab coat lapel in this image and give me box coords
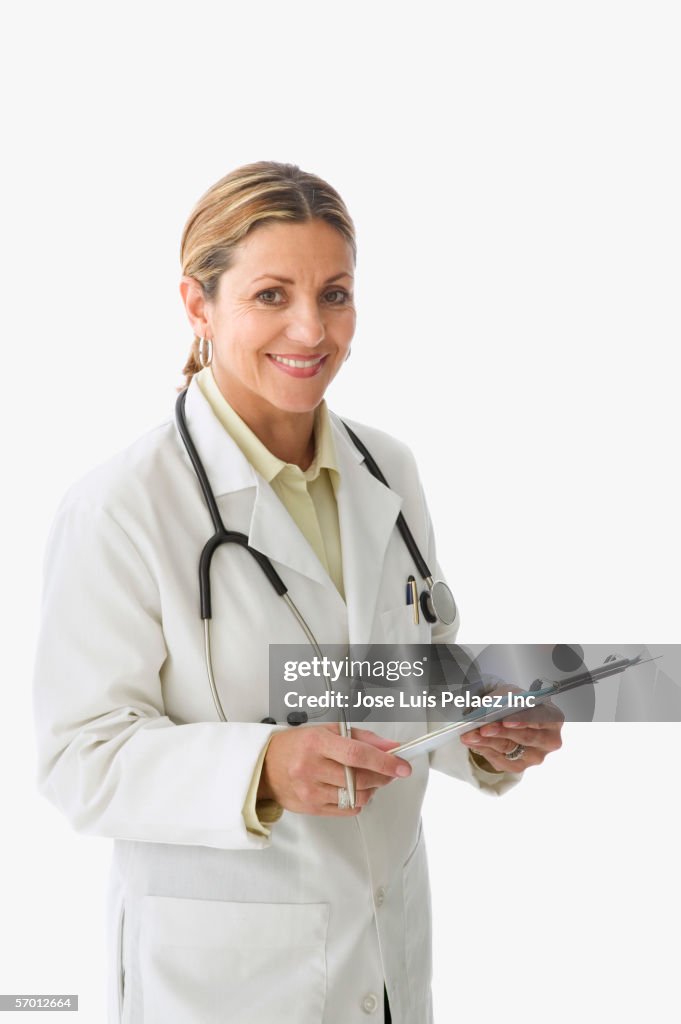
[247,482,333,590]
[180,378,341,593]
[330,414,403,645]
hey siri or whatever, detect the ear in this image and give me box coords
[179,275,211,337]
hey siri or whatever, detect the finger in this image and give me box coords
[469,743,545,772]
[464,737,522,761]
[484,686,565,726]
[296,781,375,812]
[316,761,398,791]
[318,724,404,758]
[310,784,377,817]
[460,727,496,749]
[321,732,412,779]
[469,746,524,772]
[473,733,556,758]
[497,705,565,727]
[317,782,375,808]
[353,769,399,790]
[475,724,563,752]
[352,786,378,807]
[319,723,399,750]
[314,805,363,818]
[470,713,562,739]
[349,727,404,752]
[460,728,484,746]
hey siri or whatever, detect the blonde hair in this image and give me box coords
[179,161,357,387]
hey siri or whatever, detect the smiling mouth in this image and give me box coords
[269,354,326,369]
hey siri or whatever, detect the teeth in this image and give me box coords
[271,354,324,369]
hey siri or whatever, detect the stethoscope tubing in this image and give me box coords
[177,389,288,617]
[173,384,454,807]
[339,421,433,584]
[176,388,442,619]
[176,388,356,802]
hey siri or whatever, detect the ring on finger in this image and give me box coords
[505,743,526,761]
[337,787,350,809]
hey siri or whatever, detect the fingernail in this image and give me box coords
[396,764,411,777]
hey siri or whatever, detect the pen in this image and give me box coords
[406,574,419,624]
[318,658,356,808]
[338,718,356,808]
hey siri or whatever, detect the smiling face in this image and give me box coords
[185,219,356,430]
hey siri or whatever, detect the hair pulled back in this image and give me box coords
[179,161,357,387]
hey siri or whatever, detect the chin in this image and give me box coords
[270,391,327,414]
[267,378,332,415]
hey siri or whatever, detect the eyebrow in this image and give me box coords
[249,272,353,286]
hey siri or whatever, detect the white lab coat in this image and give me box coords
[33,376,518,1024]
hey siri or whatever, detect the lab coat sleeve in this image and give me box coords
[413,478,522,796]
[33,496,281,851]
[242,737,285,837]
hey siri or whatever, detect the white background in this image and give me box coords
[1,2,679,1021]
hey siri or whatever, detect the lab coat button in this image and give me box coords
[362,993,379,1014]
[375,886,386,906]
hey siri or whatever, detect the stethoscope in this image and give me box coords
[174,388,457,729]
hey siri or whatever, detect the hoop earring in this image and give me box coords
[198,336,213,369]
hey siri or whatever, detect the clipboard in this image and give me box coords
[390,652,655,761]
[391,702,530,761]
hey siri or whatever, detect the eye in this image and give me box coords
[255,288,284,305]
[254,287,352,306]
[324,289,351,305]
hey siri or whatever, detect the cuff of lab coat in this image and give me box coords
[242,735,284,838]
[468,749,522,791]
[468,749,503,775]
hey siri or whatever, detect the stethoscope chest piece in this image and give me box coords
[420,579,457,626]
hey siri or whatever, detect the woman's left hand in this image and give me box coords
[460,688,565,773]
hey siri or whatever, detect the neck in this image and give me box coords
[211,371,317,470]
[253,412,316,469]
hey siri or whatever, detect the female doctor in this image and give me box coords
[33,161,563,1024]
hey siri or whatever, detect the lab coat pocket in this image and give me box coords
[139,895,329,1024]
[380,603,431,645]
[402,821,433,1015]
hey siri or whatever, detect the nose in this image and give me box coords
[284,297,325,347]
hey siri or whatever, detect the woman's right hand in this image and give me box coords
[258,724,412,816]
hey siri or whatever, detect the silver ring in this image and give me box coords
[505,743,526,761]
[337,787,350,810]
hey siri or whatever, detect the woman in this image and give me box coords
[33,161,563,1024]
